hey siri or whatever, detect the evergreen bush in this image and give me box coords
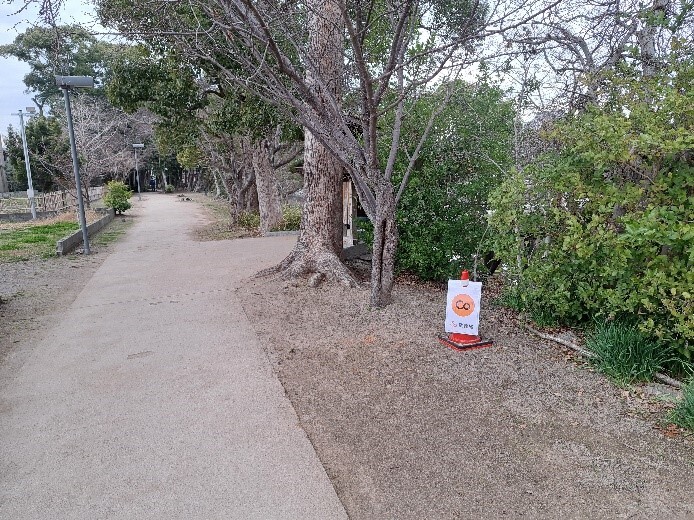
[488,57,694,362]
[103,181,132,214]
[384,81,514,281]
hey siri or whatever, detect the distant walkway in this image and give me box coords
[0,193,347,519]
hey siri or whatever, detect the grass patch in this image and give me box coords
[668,382,694,431]
[0,210,118,262]
[92,217,132,247]
[0,221,79,261]
[586,321,671,386]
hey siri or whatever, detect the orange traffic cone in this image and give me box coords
[438,270,493,352]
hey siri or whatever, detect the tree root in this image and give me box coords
[521,321,684,390]
[254,244,359,288]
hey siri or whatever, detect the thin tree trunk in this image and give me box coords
[370,185,398,306]
[253,140,283,234]
[213,170,222,197]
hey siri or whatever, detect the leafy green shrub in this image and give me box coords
[586,321,671,385]
[383,80,513,281]
[270,205,302,231]
[488,57,694,362]
[103,181,132,214]
[165,184,174,193]
[669,382,694,431]
[356,217,373,246]
[238,211,260,230]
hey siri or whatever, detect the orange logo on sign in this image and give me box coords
[452,294,475,317]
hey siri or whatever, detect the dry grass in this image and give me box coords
[0,209,104,232]
[238,274,694,519]
[187,193,258,241]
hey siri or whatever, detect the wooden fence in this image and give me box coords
[0,187,104,214]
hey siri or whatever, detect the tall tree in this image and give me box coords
[507,0,694,110]
[98,0,556,306]
[0,24,117,113]
[4,117,68,192]
[106,45,301,232]
[272,0,348,284]
[3,25,155,199]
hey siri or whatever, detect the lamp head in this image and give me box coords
[55,75,94,88]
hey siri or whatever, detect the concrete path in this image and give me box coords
[0,194,348,519]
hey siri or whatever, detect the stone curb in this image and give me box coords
[56,208,115,256]
[265,230,300,236]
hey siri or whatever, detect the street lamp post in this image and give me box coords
[133,144,144,201]
[55,75,94,255]
[11,107,38,219]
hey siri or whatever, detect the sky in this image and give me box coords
[0,0,102,140]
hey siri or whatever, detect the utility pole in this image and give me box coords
[11,108,38,219]
[0,134,8,194]
[56,75,94,255]
[133,144,144,200]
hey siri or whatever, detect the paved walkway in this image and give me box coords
[0,194,347,519]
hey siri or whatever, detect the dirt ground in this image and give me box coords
[238,268,693,519]
[2,197,692,518]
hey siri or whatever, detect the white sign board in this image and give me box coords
[27,189,35,198]
[445,280,482,334]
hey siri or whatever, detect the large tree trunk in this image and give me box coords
[253,139,283,234]
[270,130,353,284]
[260,0,355,286]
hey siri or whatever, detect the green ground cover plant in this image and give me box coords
[668,382,694,431]
[0,221,79,261]
[238,211,261,231]
[270,205,302,232]
[586,321,672,386]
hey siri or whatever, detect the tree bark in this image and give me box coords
[212,169,223,197]
[260,0,355,286]
[370,184,398,306]
[252,139,283,234]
